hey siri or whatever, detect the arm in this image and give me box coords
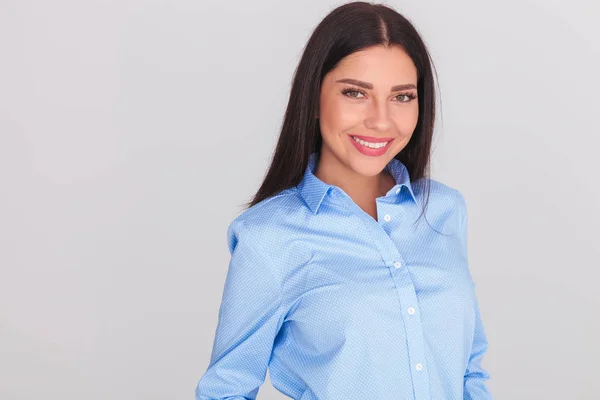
[464,295,493,399]
[457,192,493,399]
[195,220,285,400]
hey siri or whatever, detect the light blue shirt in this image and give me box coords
[195,152,492,399]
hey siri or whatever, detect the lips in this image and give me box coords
[350,134,394,143]
[348,134,393,157]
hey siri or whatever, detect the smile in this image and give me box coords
[351,136,389,148]
[348,135,394,157]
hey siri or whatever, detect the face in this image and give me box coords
[318,45,419,178]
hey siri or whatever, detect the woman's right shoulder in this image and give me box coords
[226,187,304,251]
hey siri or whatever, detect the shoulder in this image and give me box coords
[415,177,466,212]
[420,177,465,203]
[413,177,468,233]
[225,187,305,253]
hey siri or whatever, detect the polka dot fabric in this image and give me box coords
[195,152,492,399]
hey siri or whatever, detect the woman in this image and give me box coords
[195,2,492,399]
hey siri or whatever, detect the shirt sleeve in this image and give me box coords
[464,294,493,399]
[457,192,493,400]
[195,219,285,400]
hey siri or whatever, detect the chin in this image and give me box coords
[346,157,389,177]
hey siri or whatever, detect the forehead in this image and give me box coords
[329,45,417,83]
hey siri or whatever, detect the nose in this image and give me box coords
[364,98,392,132]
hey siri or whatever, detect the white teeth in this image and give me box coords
[352,136,389,148]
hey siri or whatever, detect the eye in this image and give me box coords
[341,88,366,99]
[395,92,418,103]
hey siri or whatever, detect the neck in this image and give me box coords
[314,148,395,205]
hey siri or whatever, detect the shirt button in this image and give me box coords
[383,214,391,222]
[415,363,423,371]
[393,261,402,269]
[407,307,415,315]
[395,188,401,194]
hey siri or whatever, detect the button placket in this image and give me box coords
[378,229,430,399]
[345,195,431,399]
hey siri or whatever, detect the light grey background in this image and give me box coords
[1,0,598,399]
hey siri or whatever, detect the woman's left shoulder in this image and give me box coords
[417,177,466,211]
[410,178,468,236]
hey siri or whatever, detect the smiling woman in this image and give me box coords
[316,46,420,215]
[195,1,493,399]
[245,2,438,225]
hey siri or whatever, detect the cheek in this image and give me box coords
[393,105,419,133]
[320,96,361,135]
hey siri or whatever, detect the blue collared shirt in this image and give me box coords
[195,152,492,399]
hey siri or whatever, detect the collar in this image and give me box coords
[297,151,417,214]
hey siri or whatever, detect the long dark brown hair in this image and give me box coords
[243,1,440,229]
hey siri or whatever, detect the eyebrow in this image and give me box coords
[335,78,416,92]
